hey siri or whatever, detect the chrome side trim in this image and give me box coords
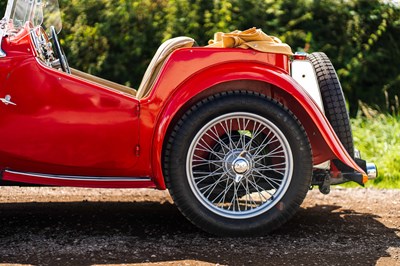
[4,170,151,182]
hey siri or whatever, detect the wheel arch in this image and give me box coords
[151,64,365,189]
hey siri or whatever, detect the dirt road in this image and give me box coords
[0,187,399,266]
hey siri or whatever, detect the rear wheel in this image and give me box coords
[164,91,312,236]
[308,52,354,171]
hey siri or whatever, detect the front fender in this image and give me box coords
[151,62,365,189]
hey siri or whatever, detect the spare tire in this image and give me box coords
[308,52,354,172]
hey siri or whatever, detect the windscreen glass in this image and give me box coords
[8,0,61,33]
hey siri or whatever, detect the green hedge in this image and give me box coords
[1,0,399,115]
[352,114,400,188]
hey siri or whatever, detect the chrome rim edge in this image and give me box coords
[186,112,294,219]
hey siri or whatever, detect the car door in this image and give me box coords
[0,59,140,177]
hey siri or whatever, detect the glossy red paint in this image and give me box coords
[139,49,364,189]
[0,24,364,189]
[1,32,141,178]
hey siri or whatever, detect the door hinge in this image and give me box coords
[135,104,140,116]
[135,145,140,157]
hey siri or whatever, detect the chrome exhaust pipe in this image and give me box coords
[366,162,377,180]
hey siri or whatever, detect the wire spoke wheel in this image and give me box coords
[187,112,293,219]
[164,92,312,236]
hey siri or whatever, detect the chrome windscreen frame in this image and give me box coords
[1,0,62,58]
[0,23,6,57]
[0,0,14,57]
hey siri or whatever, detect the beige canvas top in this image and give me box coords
[207,27,293,55]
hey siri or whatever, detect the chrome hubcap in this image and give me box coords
[223,149,253,180]
[233,158,249,174]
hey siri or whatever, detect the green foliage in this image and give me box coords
[55,0,400,105]
[352,114,400,188]
[1,0,399,107]
[0,2,5,14]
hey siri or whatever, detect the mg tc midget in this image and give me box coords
[0,0,377,236]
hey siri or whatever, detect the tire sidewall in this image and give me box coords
[166,92,312,236]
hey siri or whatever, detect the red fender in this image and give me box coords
[148,61,365,189]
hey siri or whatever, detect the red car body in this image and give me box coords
[0,23,366,189]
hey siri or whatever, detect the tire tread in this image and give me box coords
[163,91,312,236]
[308,52,354,171]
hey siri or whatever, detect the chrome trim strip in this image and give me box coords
[4,170,151,182]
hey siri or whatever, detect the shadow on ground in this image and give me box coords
[0,200,398,265]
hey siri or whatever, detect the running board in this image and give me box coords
[1,170,155,188]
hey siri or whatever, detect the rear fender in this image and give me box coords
[151,62,365,189]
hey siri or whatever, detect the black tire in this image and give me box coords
[163,91,312,236]
[308,52,354,171]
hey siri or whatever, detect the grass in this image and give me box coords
[351,114,400,188]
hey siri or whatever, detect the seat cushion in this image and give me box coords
[137,37,195,99]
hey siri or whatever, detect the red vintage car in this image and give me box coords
[0,0,376,236]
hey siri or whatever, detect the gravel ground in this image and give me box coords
[0,187,399,266]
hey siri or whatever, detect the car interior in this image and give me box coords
[30,24,195,99]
